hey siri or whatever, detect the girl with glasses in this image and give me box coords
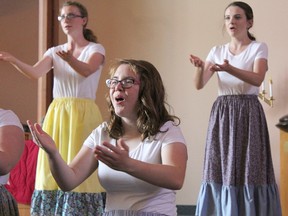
[28,59,188,216]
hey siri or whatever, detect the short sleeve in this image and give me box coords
[0,109,23,130]
[156,121,186,148]
[255,42,268,60]
[83,122,110,149]
[206,46,217,64]
[90,43,105,56]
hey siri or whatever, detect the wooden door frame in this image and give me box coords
[38,0,59,122]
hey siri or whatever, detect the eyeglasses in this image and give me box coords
[106,78,140,89]
[57,13,84,21]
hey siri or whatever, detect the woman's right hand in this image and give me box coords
[0,51,16,63]
[26,120,57,155]
[189,54,204,68]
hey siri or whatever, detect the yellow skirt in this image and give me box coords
[35,98,104,193]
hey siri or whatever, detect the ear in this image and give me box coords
[247,20,253,29]
[82,17,88,26]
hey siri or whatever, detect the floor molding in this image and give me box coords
[177,205,196,216]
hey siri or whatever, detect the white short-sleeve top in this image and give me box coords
[44,42,105,100]
[84,121,186,215]
[206,41,268,95]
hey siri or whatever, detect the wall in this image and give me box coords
[83,0,288,205]
[1,0,288,206]
[0,0,38,123]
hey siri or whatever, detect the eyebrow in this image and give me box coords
[111,76,135,79]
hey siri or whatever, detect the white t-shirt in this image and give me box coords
[44,42,105,100]
[84,121,186,215]
[0,109,23,184]
[206,41,268,95]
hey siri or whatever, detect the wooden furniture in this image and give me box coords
[18,203,30,216]
[280,130,288,216]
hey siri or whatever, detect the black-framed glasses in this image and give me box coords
[106,78,140,89]
[57,13,84,21]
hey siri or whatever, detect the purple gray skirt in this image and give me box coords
[195,95,282,216]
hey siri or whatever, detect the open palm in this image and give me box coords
[27,120,57,155]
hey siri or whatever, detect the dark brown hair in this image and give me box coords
[106,59,180,140]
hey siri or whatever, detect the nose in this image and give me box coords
[230,16,237,23]
[114,81,123,90]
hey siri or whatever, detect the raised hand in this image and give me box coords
[189,54,204,68]
[0,51,16,63]
[26,120,58,155]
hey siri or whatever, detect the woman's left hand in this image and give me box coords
[94,139,131,171]
[210,59,230,72]
[56,50,73,62]
[56,43,74,62]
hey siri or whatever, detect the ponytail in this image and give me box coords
[83,28,98,43]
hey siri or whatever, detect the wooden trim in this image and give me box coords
[38,0,59,122]
[280,130,288,216]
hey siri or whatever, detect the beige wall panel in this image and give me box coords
[0,0,39,123]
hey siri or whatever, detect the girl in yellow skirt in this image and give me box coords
[0,1,105,215]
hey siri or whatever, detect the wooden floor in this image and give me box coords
[18,204,30,216]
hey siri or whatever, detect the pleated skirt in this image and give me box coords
[195,95,282,216]
[31,98,105,216]
[0,185,19,216]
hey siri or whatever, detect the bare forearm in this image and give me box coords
[67,57,95,77]
[194,67,205,90]
[194,66,214,90]
[126,160,185,190]
[47,152,81,191]
[9,57,51,79]
[227,65,264,86]
[10,60,39,79]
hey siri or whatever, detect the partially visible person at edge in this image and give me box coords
[189,1,282,216]
[0,1,106,215]
[27,59,188,216]
[0,108,25,216]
